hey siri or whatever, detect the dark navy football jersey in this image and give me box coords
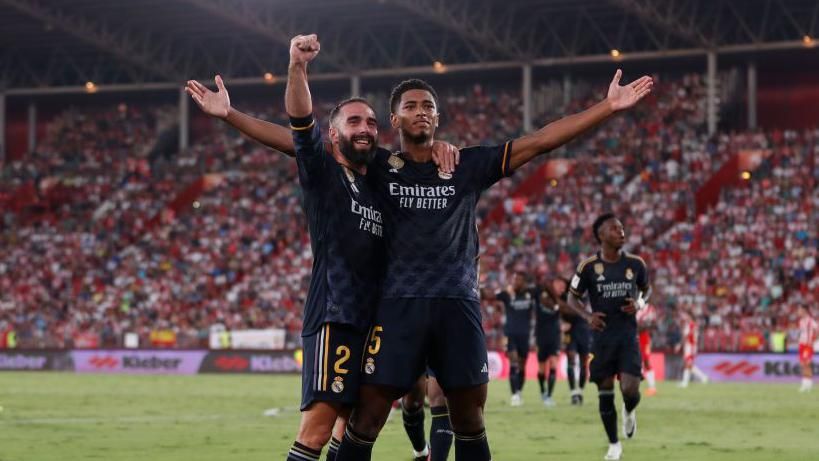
[568,251,649,336]
[291,115,385,335]
[496,289,535,336]
[368,142,513,300]
[535,287,560,336]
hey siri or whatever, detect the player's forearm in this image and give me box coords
[567,294,592,322]
[509,98,615,170]
[223,108,296,156]
[285,62,313,118]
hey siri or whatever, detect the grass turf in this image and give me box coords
[0,372,817,460]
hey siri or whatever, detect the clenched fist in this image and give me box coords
[290,34,320,66]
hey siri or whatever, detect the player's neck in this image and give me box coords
[330,147,367,175]
[600,246,621,263]
[399,137,434,163]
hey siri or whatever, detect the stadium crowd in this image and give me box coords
[0,73,815,352]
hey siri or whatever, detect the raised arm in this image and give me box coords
[285,34,320,118]
[185,75,295,156]
[508,69,653,171]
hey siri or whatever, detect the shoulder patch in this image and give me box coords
[576,255,598,273]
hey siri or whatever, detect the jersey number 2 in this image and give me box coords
[334,346,350,374]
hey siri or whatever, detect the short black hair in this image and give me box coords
[329,97,375,125]
[592,213,617,244]
[389,79,439,114]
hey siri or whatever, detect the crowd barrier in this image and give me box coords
[2,350,813,382]
[0,350,302,375]
[695,353,818,383]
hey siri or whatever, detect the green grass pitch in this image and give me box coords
[1,372,817,460]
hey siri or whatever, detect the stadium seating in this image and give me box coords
[1,73,815,352]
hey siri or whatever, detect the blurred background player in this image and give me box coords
[797,304,817,392]
[496,271,535,406]
[537,277,570,407]
[567,214,652,461]
[677,308,709,388]
[636,303,658,396]
[564,296,592,405]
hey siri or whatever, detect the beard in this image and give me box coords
[401,125,432,145]
[338,133,377,166]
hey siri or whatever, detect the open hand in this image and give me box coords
[607,69,653,111]
[185,75,230,119]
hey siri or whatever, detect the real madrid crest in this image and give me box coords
[343,167,360,195]
[364,357,375,375]
[388,153,405,172]
[332,376,345,393]
[625,267,634,280]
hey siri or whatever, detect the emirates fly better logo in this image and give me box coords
[713,360,760,377]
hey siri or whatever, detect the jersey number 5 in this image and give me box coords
[368,326,383,355]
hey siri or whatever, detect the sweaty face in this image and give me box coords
[601,218,626,249]
[392,89,439,144]
[332,102,378,166]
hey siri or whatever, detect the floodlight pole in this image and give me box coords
[747,62,757,130]
[350,75,361,97]
[562,73,572,108]
[27,101,36,153]
[522,64,532,133]
[179,88,189,152]
[0,92,5,163]
[706,51,718,135]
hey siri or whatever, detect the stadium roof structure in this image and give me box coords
[1,0,818,94]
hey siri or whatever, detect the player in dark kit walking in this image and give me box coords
[537,277,570,407]
[567,214,652,461]
[565,295,592,405]
[496,271,536,407]
[335,68,653,460]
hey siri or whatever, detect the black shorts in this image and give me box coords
[536,324,561,362]
[589,332,642,384]
[300,322,366,410]
[567,323,592,356]
[362,298,489,393]
[505,332,530,359]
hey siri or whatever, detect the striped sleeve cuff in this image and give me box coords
[289,115,315,131]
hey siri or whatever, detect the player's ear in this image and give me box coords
[328,125,339,144]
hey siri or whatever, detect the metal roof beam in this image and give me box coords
[0,0,185,81]
[177,0,351,71]
[387,0,527,60]
[609,0,712,47]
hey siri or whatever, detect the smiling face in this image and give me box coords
[390,88,439,144]
[329,101,379,166]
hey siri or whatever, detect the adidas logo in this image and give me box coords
[597,274,606,281]
[481,363,488,374]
